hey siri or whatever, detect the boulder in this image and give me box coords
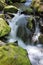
[0,18,11,37]
[26,17,35,33]
[0,14,5,19]
[5,0,26,4]
[17,25,32,43]
[4,5,18,13]
[0,1,4,11]
[39,34,43,44]
[0,43,31,65]
[21,7,33,15]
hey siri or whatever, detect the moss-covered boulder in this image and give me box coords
[0,14,5,19]
[4,5,18,13]
[31,0,43,14]
[0,18,10,37]
[12,0,26,3]
[39,34,43,44]
[38,4,43,12]
[26,17,35,32]
[0,1,4,11]
[22,8,33,15]
[5,0,26,4]
[0,0,5,3]
[32,0,40,9]
[0,43,31,65]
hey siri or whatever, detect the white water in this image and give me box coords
[6,11,43,65]
[25,0,32,6]
[32,22,40,42]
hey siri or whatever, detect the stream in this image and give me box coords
[5,0,43,65]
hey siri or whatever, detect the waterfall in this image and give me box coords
[25,0,32,6]
[6,11,43,65]
[5,1,43,65]
[32,22,40,43]
[7,11,28,42]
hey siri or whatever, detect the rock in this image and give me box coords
[11,0,26,3]
[17,25,32,43]
[21,7,33,15]
[38,2,43,12]
[0,43,31,65]
[0,14,5,19]
[39,25,43,34]
[0,0,5,3]
[39,18,43,33]
[31,0,43,15]
[8,41,18,46]
[32,0,40,9]
[0,40,5,46]
[0,1,4,11]
[39,34,43,44]
[5,0,26,4]
[26,17,35,33]
[0,18,11,37]
[4,5,18,13]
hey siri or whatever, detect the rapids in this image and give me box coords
[5,0,43,65]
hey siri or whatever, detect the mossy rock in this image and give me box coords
[39,34,43,44]
[0,18,11,37]
[26,17,35,32]
[0,14,5,19]
[0,0,5,3]
[22,8,33,15]
[32,0,40,12]
[5,0,26,4]
[4,5,18,13]
[0,43,31,65]
[18,0,26,3]
[0,1,4,11]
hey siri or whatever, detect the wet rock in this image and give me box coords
[0,43,31,65]
[5,0,26,4]
[21,7,33,15]
[39,34,43,44]
[31,0,43,15]
[17,25,32,43]
[0,14,5,19]
[4,5,18,13]
[0,40,5,46]
[12,0,26,3]
[26,17,35,33]
[0,1,4,11]
[39,18,43,33]
[0,18,11,37]
[32,0,40,10]
[7,41,18,46]
[40,25,43,33]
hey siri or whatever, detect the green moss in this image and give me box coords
[0,0,5,3]
[4,5,18,13]
[0,43,31,65]
[0,1,4,11]
[27,17,34,30]
[0,14,5,19]
[20,0,26,3]
[32,0,40,11]
[0,18,11,37]
[24,8,33,14]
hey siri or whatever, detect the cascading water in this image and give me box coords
[6,1,43,65]
[25,0,32,6]
[32,22,40,43]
